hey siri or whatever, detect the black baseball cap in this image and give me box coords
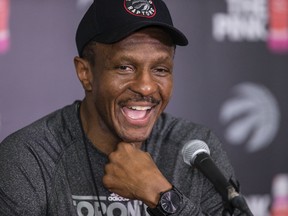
[76,0,188,55]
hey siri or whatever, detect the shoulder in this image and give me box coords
[152,112,235,179]
[153,112,213,144]
[152,113,230,164]
[0,101,82,164]
[0,101,84,214]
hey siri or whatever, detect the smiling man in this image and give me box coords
[75,27,175,154]
[0,0,244,216]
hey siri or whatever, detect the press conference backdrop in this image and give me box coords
[0,0,287,215]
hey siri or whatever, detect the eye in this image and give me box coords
[153,67,172,77]
[115,65,135,74]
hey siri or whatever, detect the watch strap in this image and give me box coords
[147,206,166,216]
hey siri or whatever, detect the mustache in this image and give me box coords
[119,95,161,106]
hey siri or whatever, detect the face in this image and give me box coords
[79,28,175,145]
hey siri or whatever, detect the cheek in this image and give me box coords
[95,76,127,110]
[160,77,173,101]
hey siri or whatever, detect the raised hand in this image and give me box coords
[102,142,172,207]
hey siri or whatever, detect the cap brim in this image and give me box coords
[92,21,188,46]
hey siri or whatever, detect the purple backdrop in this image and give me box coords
[1,1,288,215]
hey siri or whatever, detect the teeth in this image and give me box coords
[129,106,151,111]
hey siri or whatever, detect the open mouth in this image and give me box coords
[122,106,152,120]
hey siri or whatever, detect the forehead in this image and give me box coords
[117,27,175,47]
[94,27,175,56]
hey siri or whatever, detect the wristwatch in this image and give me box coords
[147,186,183,216]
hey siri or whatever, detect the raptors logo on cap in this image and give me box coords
[124,0,156,18]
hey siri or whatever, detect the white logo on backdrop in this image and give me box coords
[212,0,267,41]
[77,0,93,9]
[245,194,270,216]
[220,82,280,152]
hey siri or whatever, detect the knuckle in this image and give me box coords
[108,151,117,161]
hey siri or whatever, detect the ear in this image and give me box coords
[74,57,93,91]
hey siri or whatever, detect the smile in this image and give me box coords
[124,106,152,120]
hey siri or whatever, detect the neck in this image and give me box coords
[79,99,120,154]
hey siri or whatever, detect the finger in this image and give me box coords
[118,141,142,150]
[102,174,114,189]
[102,165,120,189]
[104,162,113,174]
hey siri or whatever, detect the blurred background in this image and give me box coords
[1,0,288,215]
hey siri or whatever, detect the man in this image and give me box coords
[0,0,245,215]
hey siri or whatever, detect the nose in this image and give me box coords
[130,70,158,96]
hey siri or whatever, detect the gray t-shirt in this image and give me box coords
[0,101,238,216]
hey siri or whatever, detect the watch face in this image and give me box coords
[160,190,181,214]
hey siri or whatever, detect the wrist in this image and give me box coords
[145,183,173,208]
[147,185,184,216]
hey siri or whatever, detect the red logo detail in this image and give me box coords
[124,0,156,18]
[0,0,10,54]
[268,0,288,53]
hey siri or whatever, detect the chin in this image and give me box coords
[121,132,150,143]
[116,122,155,143]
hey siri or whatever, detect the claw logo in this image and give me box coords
[76,0,92,8]
[220,82,280,152]
[124,0,156,18]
